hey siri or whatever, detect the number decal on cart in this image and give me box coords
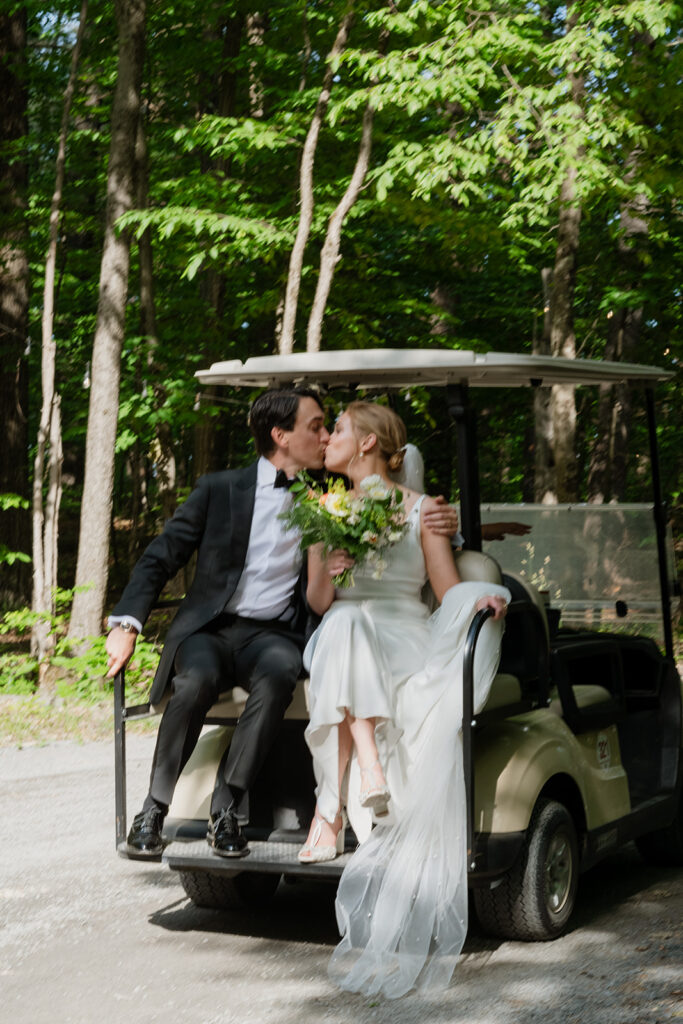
[596,733,611,769]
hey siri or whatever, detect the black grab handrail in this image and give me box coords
[113,667,163,850]
[462,606,494,873]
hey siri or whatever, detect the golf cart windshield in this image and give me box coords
[481,503,677,644]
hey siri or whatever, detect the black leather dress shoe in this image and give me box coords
[126,807,164,857]
[207,807,249,858]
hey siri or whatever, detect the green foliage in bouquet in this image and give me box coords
[281,474,408,587]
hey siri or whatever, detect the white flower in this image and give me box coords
[388,530,403,542]
[347,513,360,525]
[362,530,379,545]
[360,475,390,500]
[360,474,383,490]
[322,493,349,517]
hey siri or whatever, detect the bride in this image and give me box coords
[298,401,509,998]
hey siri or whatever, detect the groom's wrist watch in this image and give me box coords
[118,619,139,635]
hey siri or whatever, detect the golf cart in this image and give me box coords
[114,348,682,941]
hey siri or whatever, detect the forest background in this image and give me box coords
[0,0,681,713]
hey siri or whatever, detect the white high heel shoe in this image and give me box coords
[359,758,390,817]
[298,811,346,864]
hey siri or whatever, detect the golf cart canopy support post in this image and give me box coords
[646,387,675,660]
[448,383,482,552]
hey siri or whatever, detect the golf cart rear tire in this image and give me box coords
[635,788,683,866]
[474,798,579,941]
[179,869,281,910]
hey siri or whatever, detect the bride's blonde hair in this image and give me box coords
[346,402,407,471]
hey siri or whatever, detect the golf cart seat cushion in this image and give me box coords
[162,671,521,724]
[453,549,503,585]
[547,684,613,717]
[480,672,522,712]
[151,677,310,721]
[208,680,311,721]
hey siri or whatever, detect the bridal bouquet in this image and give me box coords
[281,474,407,587]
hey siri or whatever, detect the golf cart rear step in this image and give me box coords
[162,838,354,878]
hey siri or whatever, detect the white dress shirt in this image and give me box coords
[225,457,302,620]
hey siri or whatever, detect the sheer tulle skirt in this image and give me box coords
[305,580,509,997]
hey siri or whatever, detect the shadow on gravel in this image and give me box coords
[145,844,681,954]
[568,844,680,932]
[131,866,182,889]
[149,876,340,946]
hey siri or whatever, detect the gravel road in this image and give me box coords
[1,737,681,1024]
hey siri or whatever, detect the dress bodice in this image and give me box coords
[335,495,428,604]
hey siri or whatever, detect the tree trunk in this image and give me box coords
[533,268,555,502]
[586,331,616,504]
[0,8,30,607]
[306,100,374,352]
[135,111,176,527]
[246,13,266,119]
[279,2,355,354]
[273,8,313,350]
[547,159,581,502]
[587,190,648,502]
[68,0,147,640]
[32,0,87,673]
[542,16,583,504]
[192,12,243,478]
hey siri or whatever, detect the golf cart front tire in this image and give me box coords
[474,798,579,942]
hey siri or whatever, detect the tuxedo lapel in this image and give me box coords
[228,461,258,572]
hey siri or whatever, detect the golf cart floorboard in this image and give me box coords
[162,838,354,879]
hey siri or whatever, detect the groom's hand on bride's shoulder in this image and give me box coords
[423,495,459,537]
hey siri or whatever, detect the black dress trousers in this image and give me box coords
[144,614,303,819]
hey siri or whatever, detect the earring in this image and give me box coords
[359,451,364,458]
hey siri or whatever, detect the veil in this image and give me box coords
[390,442,465,548]
[389,442,425,491]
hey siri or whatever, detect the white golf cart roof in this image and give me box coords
[196,349,671,389]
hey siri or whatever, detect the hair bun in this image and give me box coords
[387,447,406,472]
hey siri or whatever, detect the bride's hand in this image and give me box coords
[476,594,508,621]
[325,549,355,579]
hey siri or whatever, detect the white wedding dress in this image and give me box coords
[303,496,510,998]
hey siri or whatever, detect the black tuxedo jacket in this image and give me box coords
[112,462,308,705]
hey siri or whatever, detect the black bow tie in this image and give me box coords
[273,469,296,490]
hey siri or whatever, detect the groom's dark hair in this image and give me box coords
[249,387,324,456]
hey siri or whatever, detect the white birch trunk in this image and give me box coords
[31,0,87,671]
[279,3,355,354]
[306,102,374,352]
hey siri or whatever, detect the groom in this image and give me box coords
[106,388,459,860]
[106,388,330,859]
